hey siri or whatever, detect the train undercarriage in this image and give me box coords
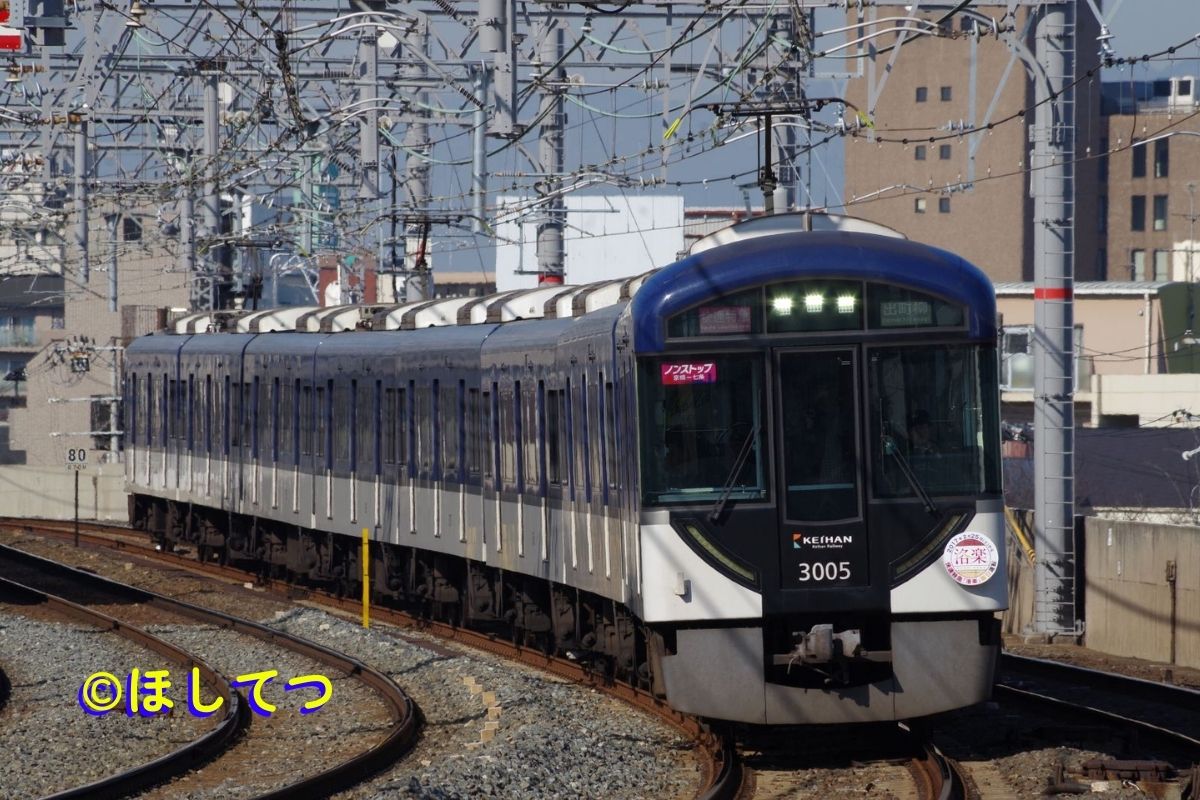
[130,494,662,695]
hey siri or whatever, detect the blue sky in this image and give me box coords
[1107,0,1200,70]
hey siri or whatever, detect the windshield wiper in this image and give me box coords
[709,424,760,522]
[882,434,939,516]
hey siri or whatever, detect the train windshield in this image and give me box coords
[868,345,1001,498]
[638,355,767,505]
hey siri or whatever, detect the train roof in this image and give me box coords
[632,230,996,350]
[153,216,990,347]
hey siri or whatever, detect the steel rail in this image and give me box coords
[1,518,738,800]
[0,541,420,800]
[0,574,248,800]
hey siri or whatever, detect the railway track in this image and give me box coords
[1,518,738,799]
[733,722,969,800]
[0,540,419,799]
[0,571,245,799]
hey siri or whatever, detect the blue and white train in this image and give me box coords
[125,215,1006,725]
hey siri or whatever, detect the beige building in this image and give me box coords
[996,281,1200,426]
[8,200,191,469]
[844,5,1103,283]
[1102,77,1200,281]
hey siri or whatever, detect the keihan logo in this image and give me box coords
[792,533,803,550]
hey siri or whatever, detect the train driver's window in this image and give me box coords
[638,355,766,505]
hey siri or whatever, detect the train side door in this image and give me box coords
[774,348,872,596]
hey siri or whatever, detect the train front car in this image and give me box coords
[620,230,1004,725]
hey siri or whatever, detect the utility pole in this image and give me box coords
[202,70,222,310]
[73,117,88,285]
[401,18,432,302]
[1031,1,1079,638]
[535,18,566,285]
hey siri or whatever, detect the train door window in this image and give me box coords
[417,384,433,472]
[441,380,460,478]
[778,350,859,522]
[163,375,172,446]
[289,379,299,464]
[564,377,575,493]
[383,387,397,465]
[371,380,382,475]
[604,380,618,490]
[404,382,414,475]
[483,388,494,480]
[323,380,333,468]
[467,388,482,477]
[531,381,545,493]
[579,376,592,500]
[300,384,312,457]
[314,384,326,462]
[242,382,253,450]
[128,374,137,446]
[251,377,261,460]
[546,388,562,486]
[167,379,177,440]
[195,374,207,450]
[350,380,359,470]
[589,377,602,492]
[186,375,195,449]
[271,378,281,462]
[500,386,515,484]
[524,381,539,492]
[222,375,231,455]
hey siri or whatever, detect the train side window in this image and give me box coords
[467,388,481,477]
[383,388,397,465]
[546,388,562,486]
[604,379,617,490]
[333,384,349,463]
[417,384,433,472]
[230,381,242,449]
[441,380,460,477]
[500,387,515,483]
[280,379,292,461]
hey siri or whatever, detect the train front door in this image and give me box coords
[773,348,871,595]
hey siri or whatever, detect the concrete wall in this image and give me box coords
[1084,517,1200,668]
[0,465,127,520]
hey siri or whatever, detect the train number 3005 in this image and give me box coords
[796,561,851,581]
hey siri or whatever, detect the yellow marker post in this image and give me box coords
[361,527,370,628]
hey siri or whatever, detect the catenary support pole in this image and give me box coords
[1031,1,1078,637]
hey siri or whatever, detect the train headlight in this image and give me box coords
[836,295,857,314]
[771,295,794,315]
[803,293,824,313]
